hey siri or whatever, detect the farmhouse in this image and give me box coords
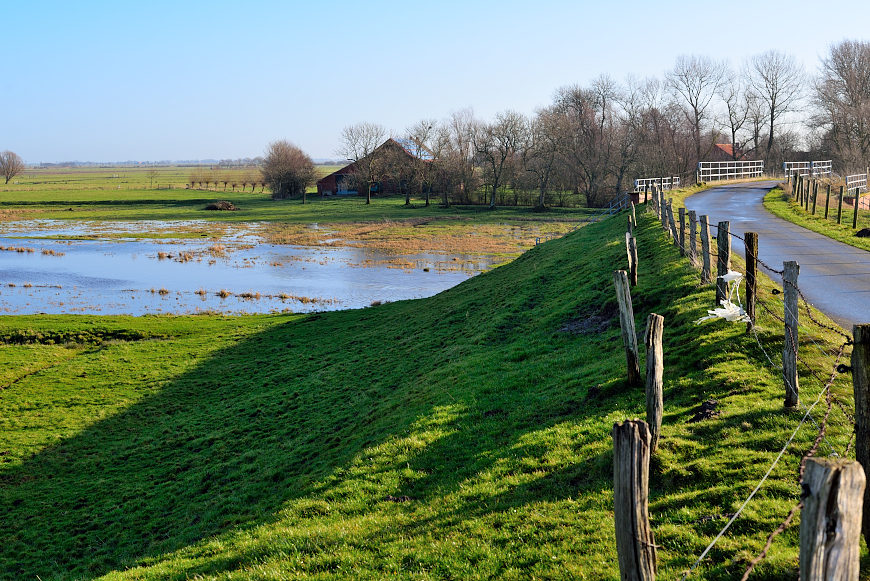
[316,137,434,196]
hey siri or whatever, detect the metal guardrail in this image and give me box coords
[783,160,832,178]
[698,160,764,181]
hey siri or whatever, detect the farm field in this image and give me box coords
[0,204,860,580]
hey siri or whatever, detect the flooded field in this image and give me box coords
[0,220,505,315]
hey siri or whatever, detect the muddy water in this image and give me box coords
[0,221,500,315]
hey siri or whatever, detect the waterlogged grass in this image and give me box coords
[0,208,859,580]
[764,186,870,253]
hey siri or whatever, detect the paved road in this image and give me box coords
[684,181,870,330]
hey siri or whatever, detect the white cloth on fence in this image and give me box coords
[695,270,751,324]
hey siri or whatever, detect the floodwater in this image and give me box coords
[0,220,500,315]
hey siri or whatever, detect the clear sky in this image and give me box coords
[5,0,870,163]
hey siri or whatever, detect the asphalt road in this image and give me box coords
[683,181,870,330]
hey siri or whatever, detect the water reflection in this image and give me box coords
[0,221,499,315]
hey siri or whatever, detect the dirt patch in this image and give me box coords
[384,495,414,503]
[204,201,239,211]
[688,400,719,423]
[559,304,618,334]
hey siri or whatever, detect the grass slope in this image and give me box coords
[764,186,870,253]
[0,207,857,580]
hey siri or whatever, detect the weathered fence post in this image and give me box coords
[625,233,638,287]
[631,201,637,227]
[688,210,698,266]
[744,232,758,332]
[666,200,679,247]
[645,314,664,453]
[700,215,712,284]
[628,215,634,237]
[800,458,865,581]
[806,179,812,211]
[612,420,657,581]
[613,270,641,386]
[811,181,818,215]
[678,207,686,257]
[838,186,845,224]
[853,188,860,229]
[659,191,668,233]
[783,261,800,407]
[824,182,831,219]
[797,175,803,204]
[793,171,799,197]
[715,221,731,307]
[853,324,870,545]
[644,184,649,205]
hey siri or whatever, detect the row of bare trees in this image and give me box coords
[332,43,870,208]
[187,170,266,193]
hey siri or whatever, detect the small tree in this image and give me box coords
[337,122,388,204]
[261,140,317,202]
[147,167,159,189]
[0,151,25,184]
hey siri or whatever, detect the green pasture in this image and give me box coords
[0,202,858,580]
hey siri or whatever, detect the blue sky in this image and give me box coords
[5,0,870,163]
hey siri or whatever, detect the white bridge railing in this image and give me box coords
[634,176,680,192]
[783,160,832,178]
[698,160,764,182]
[846,173,868,193]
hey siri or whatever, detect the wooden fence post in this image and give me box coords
[631,201,637,227]
[853,324,870,545]
[838,186,845,224]
[800,458,865,581]
[625,233,638,286]
[824,183,831,219]
[783,261,800,407]
[645,314,664,453]
[678,207,686,257]
[666,200,679,247]
[853,188,860,229]
[644,184,649,204]
[806,179,812,211]
[688,210,698,266]
[744,232,758,332]
[660,191,669,233]
[612,420,657,581]
[628,215,634,237]
[811,181,818,215]
[797,175,803,204]
[700,215,712,284]
[613,270,641,386]
[715,221,731,307]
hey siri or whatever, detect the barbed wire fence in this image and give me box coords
[639,186,861,580]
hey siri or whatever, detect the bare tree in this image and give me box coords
[718,66,754,159]
[336,122,388,204]
[813,40,870,170]
[261,140,317,202]
[746,50,804,157]
[0,151,25,184]
[474,110,525,208]
[447,108,479,205]
[524,107,559,208]
[666,54,727,162]
[146,167,159,189]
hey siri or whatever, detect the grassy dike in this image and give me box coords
[0,206,857,580]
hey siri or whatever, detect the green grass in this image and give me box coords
[764,186,870,253]
[0,204,858,580]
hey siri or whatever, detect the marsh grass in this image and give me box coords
[0,205,858,580]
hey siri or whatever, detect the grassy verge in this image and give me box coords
[764,186,870,253]
[0,206,857,580]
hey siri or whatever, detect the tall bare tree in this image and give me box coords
[666,54,727,163]
[0,151,25,184]
[813,40,870,170]
[718,66,755,159]
[473,110,525,208]
[336,122,388,204]
[746,50,804,157]
[524,107,560,208]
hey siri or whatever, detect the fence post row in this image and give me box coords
[783,261,800,408]
[612,420,657,581]
[613,270,641,386]
[688,210,698,266]
[699,215,712,284]
[645,314,664,453]
[744,232,758,332]
[800,458,865,580]
[715,221,731,307]
[853,324,870,545]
